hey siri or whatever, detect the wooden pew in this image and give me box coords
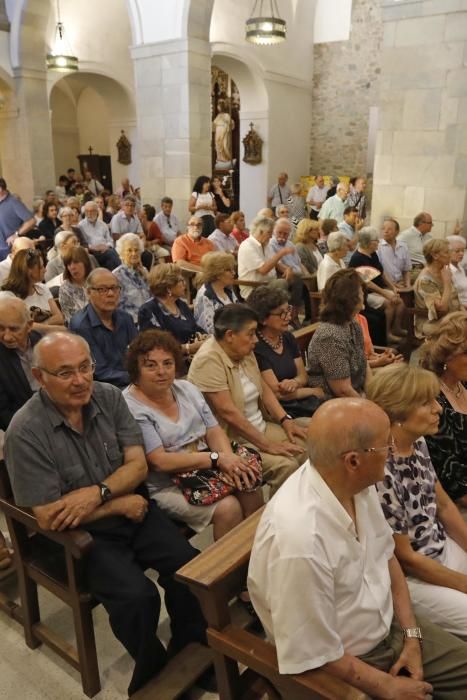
[177,509,370,700]
[293,322,319,362]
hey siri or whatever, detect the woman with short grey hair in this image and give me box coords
[317,231,348,290]
[44,230,80,283]
[113,233,150,323]
[349,226,406,343]
[447,235,467,308]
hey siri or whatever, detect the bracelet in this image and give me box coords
[279,413,293,425]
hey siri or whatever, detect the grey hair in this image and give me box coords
[447,235,466,249]
[85,267,116,289]
[273,217,291,233]
[84,200,98,212]
[327,231,348,252]
[59,207,73,218]
[48,230,76,261]
[359,226,379,248]
[32,332,91,368]
[116,232,143,256]
[0,296,30,324]
[275,205,288,217]
[250,216,274,240]
[336,182,347,193]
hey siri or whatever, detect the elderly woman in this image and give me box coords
[294,218,323,276]
[59,246,93,324]
[420,311,467,506]
[367,363,467,640]
[308,268,368,398]
[188,304,308,496]
[44,230,80,283]
[447,235,467,308]
[414,238,461,339]
[349,227,407,344]
[123,330,262,539]
[56,207,87,246]
[316,231,348,290]
[193,251,238,334]
[237,215,294,300]
[248,284,324,417]
[138,263,206,356]
[1,248,63,328]
[286,183,307,229]
[231,210,249,245]
[113,233,151,324]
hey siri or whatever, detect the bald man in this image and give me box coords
[4,332,206,695]
[0,296,40,430]
[248,399,467,699]
[0,236,35,285]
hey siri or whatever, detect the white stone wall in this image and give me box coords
[372,0,467,237]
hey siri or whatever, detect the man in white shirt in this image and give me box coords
[248,398,467,699]
[208,213,238,254]
[110,196,143,241]
[79,201,120,270]
[306,175,328,220]
[267,172,291,209]
[154,197,181,246]
[237,215,294,300]
[378,218,411,289]
[397,212,433,267]
[319,183,349,223]
[0,236,35,285]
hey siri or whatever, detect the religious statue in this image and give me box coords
[116,130,132,165]
[242,123,263,165]
[212,100,235,168]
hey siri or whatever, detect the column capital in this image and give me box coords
[12,66,48,81]
[130,37,211,61]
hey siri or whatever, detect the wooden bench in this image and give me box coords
[176,509,370,700]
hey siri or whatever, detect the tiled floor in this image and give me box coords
[0,519,218,700]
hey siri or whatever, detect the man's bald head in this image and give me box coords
[0,296,30,324]
[11,237,35,257]
[307,398,390,470]
[32,332,90,369]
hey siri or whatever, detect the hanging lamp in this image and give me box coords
[245,0,286,45]
[46,0,79,72]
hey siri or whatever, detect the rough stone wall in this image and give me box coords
[309,0,383,177]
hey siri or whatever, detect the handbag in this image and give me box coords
[280,395,323,419]
[172,443,263,506]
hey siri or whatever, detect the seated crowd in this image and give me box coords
[1,168,467,699]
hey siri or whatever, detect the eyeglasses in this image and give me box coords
[89,285,121,295]
[340,436,395,458]
[269,305,293,320]
[38,360,96,381]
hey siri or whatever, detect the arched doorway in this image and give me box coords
[50,72,138,192]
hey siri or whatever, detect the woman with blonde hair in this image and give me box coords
[367,362,467,640]
[421,310,467,505]
[138,262,206,357]
[414,238,461,338]
[294,218,323,275]
[193,251,238,334]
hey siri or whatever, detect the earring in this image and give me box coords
[396,422,403,427]
[443,363,447,371]
[167,290,172,298]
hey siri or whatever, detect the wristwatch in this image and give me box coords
[403,627,423,644]
[210,451,219,468]
[279,413,293,425]
[99,482,112,504]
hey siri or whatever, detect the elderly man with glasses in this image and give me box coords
[397,212,434,268]
[4,331,207,696]
[69,268,136,388]
[171,217,215,271]
[79,201,121,271]
[248,398,467,700]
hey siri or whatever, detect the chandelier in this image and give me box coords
[245,0,287,46]
[46,0,79,72]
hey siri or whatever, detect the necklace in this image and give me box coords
[440,380,464,399]
[258,330,283,351]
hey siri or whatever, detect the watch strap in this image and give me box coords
[403,627,423,643]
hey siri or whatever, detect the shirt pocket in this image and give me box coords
[104,442,123,469]
[61,463,88,491]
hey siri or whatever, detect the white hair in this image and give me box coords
[0,296,30,324]
[359,226,379,248]
[116,232,143,256]
[327,231,348,252]
[446,235,466,249]
[48,230,76,261]
[250,216,274,240]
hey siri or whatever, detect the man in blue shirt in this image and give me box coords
[70,268,136,388]
[0,179,36,261]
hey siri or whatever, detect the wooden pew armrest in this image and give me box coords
[0,497,94,559]
[208,626,370,700]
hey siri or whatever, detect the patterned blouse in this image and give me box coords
[59,281,88,325]
[425,389,467,502]
[193,282,238,334]
[376,437,447,560]
[113,264,150,325]
[414,270,460,339]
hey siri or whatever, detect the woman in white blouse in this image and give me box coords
[317,231,348,290]
[1,248,63,330]
[448,235,467,309]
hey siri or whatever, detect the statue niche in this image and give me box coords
[116,130,132,165]
[242,123,263,165]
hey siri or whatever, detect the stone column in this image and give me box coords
[372,0,467,237]
[0,68,55,202]
[131,38,212,221]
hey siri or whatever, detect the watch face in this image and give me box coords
[210,452,219,461]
